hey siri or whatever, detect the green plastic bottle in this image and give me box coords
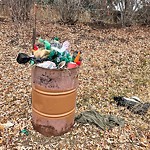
[39,38,51,50]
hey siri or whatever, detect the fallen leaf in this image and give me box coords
[0,125,4,131]
[0,121,14,129]
[0,139,3,144]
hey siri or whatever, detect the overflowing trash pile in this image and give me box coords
[16,37,82,69]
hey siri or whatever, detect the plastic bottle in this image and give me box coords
[39,38,51,50]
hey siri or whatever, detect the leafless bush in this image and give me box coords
[135,4,150,25]
[2,0,149,26]
[88,0,149,26]
[3,0,34,22]
[107,0,150,26]
[82,0,108,21]
[54,0,83,24]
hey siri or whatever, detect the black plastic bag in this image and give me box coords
[16,53,31,64]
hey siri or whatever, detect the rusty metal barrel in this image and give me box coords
[31,66,78,136]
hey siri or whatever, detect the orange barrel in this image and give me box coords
[31,66,78,136]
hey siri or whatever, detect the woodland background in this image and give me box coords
[0,0,150,149]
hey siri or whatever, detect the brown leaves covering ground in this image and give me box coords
[0,21,150,150]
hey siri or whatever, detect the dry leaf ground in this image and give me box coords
[0,21,150,150]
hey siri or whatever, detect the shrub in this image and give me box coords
[54,0,82,24]
[3,0,34,22]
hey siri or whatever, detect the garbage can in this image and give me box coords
[31,65,79,136]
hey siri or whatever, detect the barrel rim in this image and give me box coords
[33,65,79,71]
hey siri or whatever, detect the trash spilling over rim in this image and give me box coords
[16,37,82,69]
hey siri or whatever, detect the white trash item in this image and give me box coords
[36,61,56,69]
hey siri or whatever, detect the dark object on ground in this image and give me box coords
[75,110,124,130]
[113,96,150,115]
[114,96,141,109]
[131,102,150,115]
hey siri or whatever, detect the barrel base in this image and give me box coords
[32,110,75,136]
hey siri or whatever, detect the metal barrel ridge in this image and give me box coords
[31,65,79,136]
